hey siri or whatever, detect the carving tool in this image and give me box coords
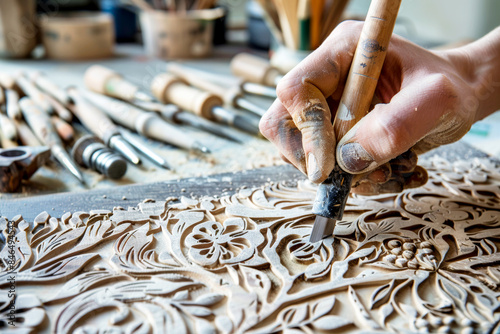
[167,64,269,117]
[81,90,210,154]
[5,89,21,120]
[67,88,141,165]
[29,71,71,105]
[0,86,4,105]
[151,73,261,135]
[0,113,18,142]
[230,53,283,87]
[16,74,54,114]
[51,116,75,142]
[0,73,21,94]
[14,119,42,147]
[84,65,154,103]
[310,0,402,243]
[0,146,51,192]
[19,97,85,184]
[120,129,171,170]
[71,134,128,179]
[134,100,244,143]
[45,94,73,122]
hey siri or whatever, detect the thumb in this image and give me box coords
[336,75,454,174]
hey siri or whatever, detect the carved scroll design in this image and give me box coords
[1,155,500,333]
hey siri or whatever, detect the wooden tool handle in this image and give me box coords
[167,64,228,98]
[334,0,401,142]
[230,53,282,87]
[68,88,118,142]
[84,65,138,101]
[19,97,61,147]
[82,91,140,131]
[151,73,223,119]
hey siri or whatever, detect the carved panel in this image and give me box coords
[1,156,500,333]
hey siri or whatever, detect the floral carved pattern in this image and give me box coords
[1,155,500,333]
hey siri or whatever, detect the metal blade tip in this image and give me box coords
[309,216,336,243]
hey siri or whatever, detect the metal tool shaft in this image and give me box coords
[81,91,210,153]
[19,97,84,184]
[68,88,141,165]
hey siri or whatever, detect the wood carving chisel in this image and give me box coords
[19,97,85,184]
[29,71,71,105]
[84,65,155,103]
[81,91,210,154]
[67,88,141,165]
[151,73,261,135]
[119,129,171,170]
[15,73,54,114]
[167,64,269,117]
[134,100,244,143]
[5,89,21,120]
[310,0,402,243]
[230,53,284,87]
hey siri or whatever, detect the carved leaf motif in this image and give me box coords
[240,265,271,305]
[370,280,395,309]
[312,315,353,330]
[1,253,98,285]
[56,279,200,333]
[192,293,225,306]
[311,297,335,320]
[49,269,131,302]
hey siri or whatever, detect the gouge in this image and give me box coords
[230,53,283,87]
[310,0,402,242]
[5,89,21,120]
[19,97,85,184]
[29,71,71,105]
[80,90,210,154]
[151,73,260,135]
[167,64,268,117]
[67,88,141,165]
[16,74,54,115]
[134,100,244,143]
[84,65,154,103]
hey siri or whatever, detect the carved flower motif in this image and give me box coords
[185,218,264,268]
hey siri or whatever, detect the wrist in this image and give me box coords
[449,27,500,122]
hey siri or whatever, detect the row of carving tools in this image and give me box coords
[0,55,282,191]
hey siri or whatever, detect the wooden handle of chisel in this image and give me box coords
[231,53,283,87]
[334,0,401,142]
[151,73,223,120]
[84,65,139,101]
[67,88,118,142]
[19,97,62,147]
[167,64,242,107]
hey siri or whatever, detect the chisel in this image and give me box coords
[80,90,210,154]
[230,53,283,87]
[167,64,269,117]
[19,97,85,184]
[310,0,402,242]
[67,88,141,165]
[16,73,54,114]
[29,71,71,106]
[133,100,244,143]
[84,65,154,103]
[151,73,260,135]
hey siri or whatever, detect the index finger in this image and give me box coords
[275,21,363,183]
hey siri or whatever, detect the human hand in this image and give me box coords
[260,21,500,195]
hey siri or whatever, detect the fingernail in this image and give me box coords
[339,142,374,173]
[307,152,322,183]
